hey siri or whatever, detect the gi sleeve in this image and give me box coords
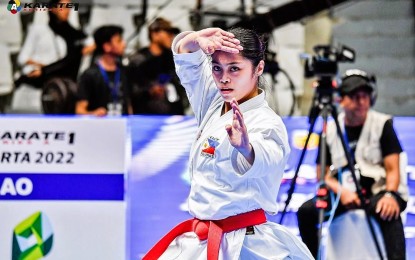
[232,124,290,178]
[172,32,218,124]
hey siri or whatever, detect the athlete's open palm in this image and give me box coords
[226,99,254,164]
[196,28,242,55]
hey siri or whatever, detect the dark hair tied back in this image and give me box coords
[228,27,266,66]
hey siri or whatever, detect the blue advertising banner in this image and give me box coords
[0,173,124,200]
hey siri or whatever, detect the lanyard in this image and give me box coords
[97,62,121,102]
[342,125,355,161]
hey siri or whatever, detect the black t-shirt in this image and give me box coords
[127,48,188,115]
[316,119,403,195]
[77,64,130,115]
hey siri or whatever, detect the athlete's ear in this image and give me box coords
[256,60,265,77]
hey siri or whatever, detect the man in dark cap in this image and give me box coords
[127,17,188,115]
[297,69,408,259]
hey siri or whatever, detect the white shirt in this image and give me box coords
[17,23,66,74]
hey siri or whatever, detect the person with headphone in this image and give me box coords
[296,69,408,260]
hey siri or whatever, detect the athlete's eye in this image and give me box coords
[230,66,240,72]
[212,65,222,72]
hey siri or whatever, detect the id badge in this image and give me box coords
[340,168,360,192]
[107,102,122,116]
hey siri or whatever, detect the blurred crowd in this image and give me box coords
[0,0,190,116]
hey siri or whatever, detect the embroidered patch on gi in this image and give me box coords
[201,136,219,158]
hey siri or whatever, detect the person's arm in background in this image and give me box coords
[41,40,83,79]
[375,153,400,221]
[42,24,89,80]
[75,70,107,116]
[376,119,403,221]
[384,154,400,193]
[75,100,107,116]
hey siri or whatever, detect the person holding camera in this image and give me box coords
[296,69,408,260]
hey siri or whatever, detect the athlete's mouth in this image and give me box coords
[220,88,233,93]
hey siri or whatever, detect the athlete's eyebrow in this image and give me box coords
[211,60,241,66]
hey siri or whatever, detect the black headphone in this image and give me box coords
[340,69,377,106]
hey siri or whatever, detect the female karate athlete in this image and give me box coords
[143,27,313,260]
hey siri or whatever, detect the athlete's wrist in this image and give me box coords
[238,144,254,165]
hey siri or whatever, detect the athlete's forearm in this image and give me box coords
[177,32,200,54]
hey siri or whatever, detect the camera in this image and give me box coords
[304,44,355,78]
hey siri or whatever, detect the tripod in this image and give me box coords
[279,77,384,260]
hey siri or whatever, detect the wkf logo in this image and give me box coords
[7,0,22,14]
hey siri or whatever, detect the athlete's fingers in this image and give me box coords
[234,109,246,130]
[218,45,241,54]
[231,100,244,121]
[225,124,232,135]
[232,112,241,128]
[231,98,240,108]
[221,35,240,43]
[231,99,239,112]
[221,37,243,49]
[220,30,235,39]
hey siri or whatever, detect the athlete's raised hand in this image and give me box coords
[178,28,243,54]
[225,98,254,164]
[196,28,243,54]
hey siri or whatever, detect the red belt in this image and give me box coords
[142,209,266,260]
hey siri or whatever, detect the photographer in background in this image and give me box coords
[127,17,188,115]
[297,69,408,260]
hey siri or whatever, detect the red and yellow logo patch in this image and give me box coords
[201,136,219,158]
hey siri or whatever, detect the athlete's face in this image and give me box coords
[341,89,371,125]
[211,51,264,104]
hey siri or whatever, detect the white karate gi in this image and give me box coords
[155,32,313,260]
